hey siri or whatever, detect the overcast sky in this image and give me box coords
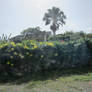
[0,0,92,36]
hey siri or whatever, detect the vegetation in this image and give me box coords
[0,67,92,92]
[0,36,91,78]
[11,27,51,42]
[0,6,92,92]
[48,31,86,41]
[43,7,66,36]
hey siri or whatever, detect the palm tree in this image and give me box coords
[43,7,66,36]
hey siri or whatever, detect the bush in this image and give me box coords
[86,39,92,65]
[48,31,86,42]
[86,39,92,51]
[42,40,90,69]
[0,39,91,77]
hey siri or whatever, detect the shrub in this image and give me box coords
[48,31,86,42]
[43,40,90,69]
[86,39,92,65]
[0,39,91,77]
[86,39,92,52]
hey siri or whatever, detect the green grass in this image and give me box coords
[0,67,92,92]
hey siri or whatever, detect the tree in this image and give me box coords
[20,27,51,41]
[21,27,41,36]
[43,7,66,36]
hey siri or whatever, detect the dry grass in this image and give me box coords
[0,67,92,92]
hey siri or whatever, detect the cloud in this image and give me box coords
[84,28,92,33]
[65,20,79,30]
[56,20,79,34]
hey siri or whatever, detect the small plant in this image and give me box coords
[0,34,12,44]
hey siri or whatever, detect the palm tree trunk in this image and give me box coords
[53,31,56,40]
[53,31,56,36]
[44,34,47,42]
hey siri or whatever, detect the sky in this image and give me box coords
[0,0,92,37]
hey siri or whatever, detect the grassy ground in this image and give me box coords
[0,67,92,92]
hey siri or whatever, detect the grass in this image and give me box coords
[0,66,92,92]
